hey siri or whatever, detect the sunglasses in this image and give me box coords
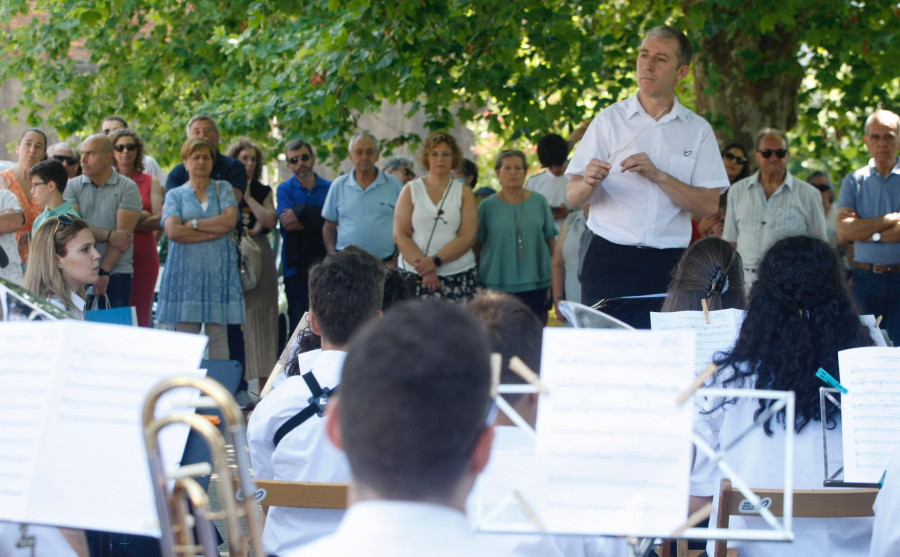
[52,213,78,237]
[52,155,79,166]
[723,152,747,165]
[114,143,138,152]
[403,168,415,177]
[758,148,788,159]
[289,154,311,164]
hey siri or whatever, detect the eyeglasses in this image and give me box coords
[758,148,788,159]
[289,154,311,164]
[52,155,79,165]
[114,143,137,152]
[723,152,747,165]
[32,180,46,187]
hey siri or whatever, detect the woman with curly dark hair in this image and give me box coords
[690,235,874,557]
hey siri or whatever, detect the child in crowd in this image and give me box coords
[29,159,80,235]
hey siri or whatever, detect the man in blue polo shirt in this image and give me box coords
[837,109,900,345]
[322,133,403,261]
[277,139,331,333]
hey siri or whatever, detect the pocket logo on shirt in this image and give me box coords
[738,497,772,513]
[683,149,693,157]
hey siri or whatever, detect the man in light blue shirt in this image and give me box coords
[322,133,404,261]
[837,109,900,344]
[723,128,827,283]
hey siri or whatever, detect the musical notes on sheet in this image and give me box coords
[0,321,207,537]
[650,309,744,377]
[524,329,695,537]
[839,347,900,483]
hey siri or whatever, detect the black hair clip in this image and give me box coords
[706,267,729,298]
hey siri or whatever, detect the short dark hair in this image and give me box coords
[307,246,385,346]
[180,137,215,161]
[382,266,415,311]
[466,291,543,405]
[285,139,313,157]
[102,115,129,129]
[537,133,569,167]
[461,158,478,187]
[340,299,492,500]
[28,160,69,194]
[645,25,692,67]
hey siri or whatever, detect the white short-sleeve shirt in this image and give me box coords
[566,94,729,249]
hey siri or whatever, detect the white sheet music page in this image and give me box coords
[0,320,207,537]
[525,328,695,536]
[650,308,744,377]
[839,346,900,483]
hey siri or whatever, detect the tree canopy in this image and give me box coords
[1,0,897,179]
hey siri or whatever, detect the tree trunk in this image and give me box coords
[684,3,804,153]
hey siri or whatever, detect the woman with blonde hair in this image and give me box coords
[23,214,100,318]
[394,131,479,302]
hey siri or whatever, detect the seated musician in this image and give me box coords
[247,246,385,555]
[871,445,900,556]
[285,299,521,556]
[690,236,874,556]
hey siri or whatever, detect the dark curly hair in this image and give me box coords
[711,236,873,435]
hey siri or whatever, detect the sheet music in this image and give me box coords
[650,309,744,377]
[0,321,207,537]
[839,347,900,483]
[523,328,695,536]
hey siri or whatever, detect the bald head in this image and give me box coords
[80,134,115,181]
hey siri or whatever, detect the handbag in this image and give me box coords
[238,230,261,291]
[85,294,137,326]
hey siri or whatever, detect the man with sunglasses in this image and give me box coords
[47,143,81,179]
[277,139,331,333]
[837,109,900,345]
[723,127,826,284]
[565,26,729,327]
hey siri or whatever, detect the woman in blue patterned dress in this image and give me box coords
[158,137,244,358]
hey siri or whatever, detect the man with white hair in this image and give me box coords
[322,132,403,260]
[837,108,900,344]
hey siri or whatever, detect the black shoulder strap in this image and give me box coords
[272,371,338,448]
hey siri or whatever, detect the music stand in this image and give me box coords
[556,300,635,330]
[0,278,69,321]
[818,386,881,488]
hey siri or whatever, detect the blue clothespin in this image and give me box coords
[816,367,848,394]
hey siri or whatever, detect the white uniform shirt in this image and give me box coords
[692,372,872,557]
[0,523,77,557]
[566,94,729,249]
[0,189,23,285]
[284,500,523,557]
[870,445,900,557]
[247,350,349,555]
[723,171,828,273]
[526,170,570,231]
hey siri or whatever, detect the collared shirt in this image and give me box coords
[525,169,570,231]
[284,500,522,557]
[837,158,900,264]
[276,174,331,277]
[32,200,80,236]
[322,168,404,259]
[64,170,142,273]
[247,350,348,555]
[164,152,246,196]
[566,94,729,249]
[723,170,828,269]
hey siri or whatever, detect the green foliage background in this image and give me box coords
[1,0,898,182]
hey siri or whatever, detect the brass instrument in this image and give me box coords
[142,376,265,557]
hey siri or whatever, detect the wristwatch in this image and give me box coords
[98,268,109,277]
[432,255,443,268]
[872,232,882,243]
[191,218,199,230]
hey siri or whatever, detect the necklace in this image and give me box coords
[499,191,525,260]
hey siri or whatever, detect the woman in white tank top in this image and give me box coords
[393,132,479,302]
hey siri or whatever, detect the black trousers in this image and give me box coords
[580,234,684,329]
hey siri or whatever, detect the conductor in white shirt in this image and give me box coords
[286,299,520,557]
[566,25,729,327]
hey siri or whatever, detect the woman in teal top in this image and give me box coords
[476,150,557,323]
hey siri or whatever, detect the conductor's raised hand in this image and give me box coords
[583,159,611,188]
[621,152,664,183]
